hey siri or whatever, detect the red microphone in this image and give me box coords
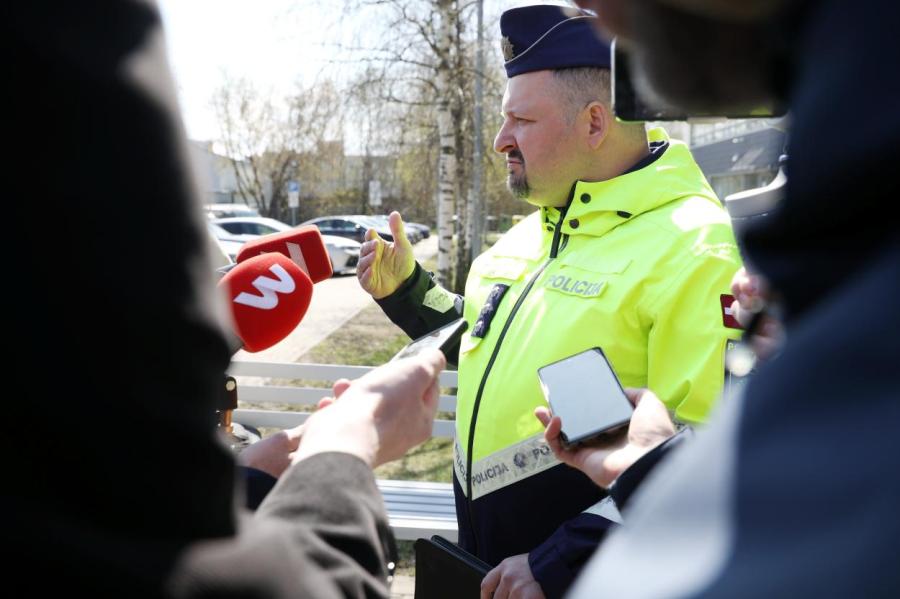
[236,225,333,283]
[218,252,313,352]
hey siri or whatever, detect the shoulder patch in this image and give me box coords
[423,285,457,314]
[720,294,743,329]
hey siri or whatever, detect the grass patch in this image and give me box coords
[298,303,410,366]
[374,438,454,482]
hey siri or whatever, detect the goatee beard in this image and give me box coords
[507,172,530,199]
[507,152,529,199]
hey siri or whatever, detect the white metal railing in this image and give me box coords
[229,361,458,438]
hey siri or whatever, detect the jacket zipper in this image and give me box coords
[464,201,571,554]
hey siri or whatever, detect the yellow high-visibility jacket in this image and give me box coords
[377,128,742,582]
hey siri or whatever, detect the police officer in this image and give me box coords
[357,5,742,597]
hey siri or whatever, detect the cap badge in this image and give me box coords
[501,36,515,61]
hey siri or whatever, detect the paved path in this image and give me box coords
[234,236,437,364]
[390,575,415,599]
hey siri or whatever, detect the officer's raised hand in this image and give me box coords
[357,210,416,299]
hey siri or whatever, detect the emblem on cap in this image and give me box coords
[501,35,515,61]
[499,5,610,78]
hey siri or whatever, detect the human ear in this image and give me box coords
[586,101,609,149]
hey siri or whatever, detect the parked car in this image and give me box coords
[212,216,360,275]
[207,222,251,262]
[207,226,235,269]
[319,234,361,275]
[301,215,393,244]
[214,216,294,237]
[406,221,431,239]
[367,214,423,243]
[204,203,259,219]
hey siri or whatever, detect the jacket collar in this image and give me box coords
[540,127,718,238]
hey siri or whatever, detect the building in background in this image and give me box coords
[188,140,244,204]
[690,122,786,200]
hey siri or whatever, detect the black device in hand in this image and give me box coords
[390,318,467,362]
[537,348,634,448]
[414,535,491,599]
[612,38,787,122]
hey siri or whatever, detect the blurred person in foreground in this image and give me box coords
[8,2,445,597]
[530,0,899,597]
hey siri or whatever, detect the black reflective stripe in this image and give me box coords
[472,284,511,338]
[465,196,572,554]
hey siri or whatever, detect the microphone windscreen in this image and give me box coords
[218,253,313,352]
[236,226,333,283]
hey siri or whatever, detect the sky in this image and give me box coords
[158,0,350,142]
[157,0,540,145]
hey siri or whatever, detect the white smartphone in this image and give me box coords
[537,348,633,448]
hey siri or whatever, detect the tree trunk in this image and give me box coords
[451,2,470,295]
[453,106,468,294]
[435,0,457,288]
[467,0,485,262]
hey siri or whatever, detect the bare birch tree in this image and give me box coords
[331,0,472,289]
[212,77,343,221]
[435,0,460,287]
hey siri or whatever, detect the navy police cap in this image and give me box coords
[500,5,611,78]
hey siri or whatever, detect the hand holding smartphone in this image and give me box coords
[390,318,467,362]
[537,348,633,448]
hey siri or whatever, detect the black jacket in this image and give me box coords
[7,2,394,596]
[568,0,900,596]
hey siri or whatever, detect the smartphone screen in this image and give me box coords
[612,38,787,122]
[537,348,633,446]
[391,318,467,362]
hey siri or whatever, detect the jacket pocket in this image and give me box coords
[462,256,529,352]
[544,256,631,299]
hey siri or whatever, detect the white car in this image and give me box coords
[211,216,360,275]
[207,222,251,263]
[204,203,259,219]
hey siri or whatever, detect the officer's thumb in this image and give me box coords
[389,211,410,248]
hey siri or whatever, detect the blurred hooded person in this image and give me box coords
[560,1,900,596]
